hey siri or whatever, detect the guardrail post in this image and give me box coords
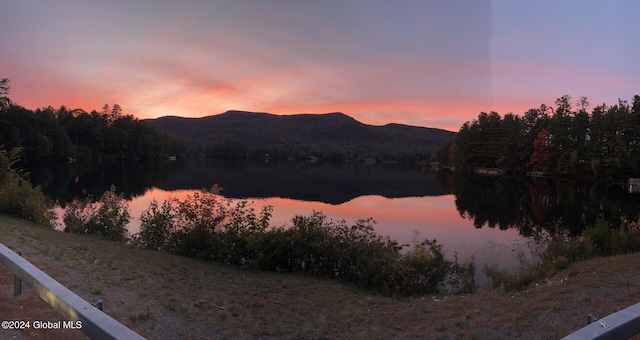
[563,302,640,339]
[14,250,22,296]
[94,300,103,311]
[0,243,146,339]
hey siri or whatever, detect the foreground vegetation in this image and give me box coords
[63,185,476,296]
[1,142,475,296]
[0,147,52,225]
[55,180,640,297]
[484,217,640,292]
[4,138,640,298]
[3,214,640,339]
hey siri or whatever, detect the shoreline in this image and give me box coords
[2,214,640,339]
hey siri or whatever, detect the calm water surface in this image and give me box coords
[117,188,527,273]
[32,159,640,283]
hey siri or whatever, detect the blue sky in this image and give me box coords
[1,1,638,131]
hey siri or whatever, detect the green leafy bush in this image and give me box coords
[251,212,402,291]
[133,186,272,263]
[583,218,614,255]
[133,190,476,296]
[390,240,476,295]
[132,198,176,250]
[0,147,54,226]
[390,239,447,294]
[63,185,131,240]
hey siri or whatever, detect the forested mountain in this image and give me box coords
[0,79,185,164]
[437,95,640,179]
[145,110,456,162]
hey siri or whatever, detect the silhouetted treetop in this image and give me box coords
[442,94,640,179]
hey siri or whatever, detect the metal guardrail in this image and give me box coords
[562,302,640,339]
[0,242,145,339]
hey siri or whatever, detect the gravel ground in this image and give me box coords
[2,214,640,339]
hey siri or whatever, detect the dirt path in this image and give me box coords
[2,214,640,339]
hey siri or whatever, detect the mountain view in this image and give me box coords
[3,1,640,339]
[144,110,456,161]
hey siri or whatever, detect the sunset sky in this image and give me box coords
[2,1,639,131]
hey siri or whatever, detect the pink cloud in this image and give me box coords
[491,60,640,115]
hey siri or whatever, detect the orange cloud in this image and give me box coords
[260,97,489,131]
[4,25,495,132]
[111,50,493,131]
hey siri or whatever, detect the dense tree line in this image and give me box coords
[438,95,640,179]
[199,139,426,164]
[0,78,185,164]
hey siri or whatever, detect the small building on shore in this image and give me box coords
[527,170,548,178]
[629,178,640,193]
[474,167,504,176]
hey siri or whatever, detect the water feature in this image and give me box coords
[27,159,640,278]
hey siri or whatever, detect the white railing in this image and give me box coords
[562,302,640,339]
[0,242,145,339]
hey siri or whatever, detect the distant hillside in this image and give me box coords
[144,111,456,161]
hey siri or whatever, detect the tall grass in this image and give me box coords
[484,217,640,292]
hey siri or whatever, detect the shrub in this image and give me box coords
[390,240,476,295]
[134,195,476,296]
[0,146,54,226]
[584,218,614,255]
[134,186,272,263]
[552,256,569,270]
[246,212,404,292]
[63,185,131,240]
[391,239,448,294]
[446,254,477,294]
[132,199,176,250]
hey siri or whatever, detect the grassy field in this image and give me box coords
[2,214,640,339]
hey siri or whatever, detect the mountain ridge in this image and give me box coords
[143,110,456,161]
[154,110,452,131]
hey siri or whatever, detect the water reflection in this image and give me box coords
[25,160,185,206]
[28,160,640,275]
[453,174,640,237]
[119,187,527,274]
[156,159,448,204]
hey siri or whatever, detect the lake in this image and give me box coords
[26,159,640,285]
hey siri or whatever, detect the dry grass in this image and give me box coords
[2,214,640,339]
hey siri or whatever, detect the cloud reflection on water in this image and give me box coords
[123,188,527,273]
